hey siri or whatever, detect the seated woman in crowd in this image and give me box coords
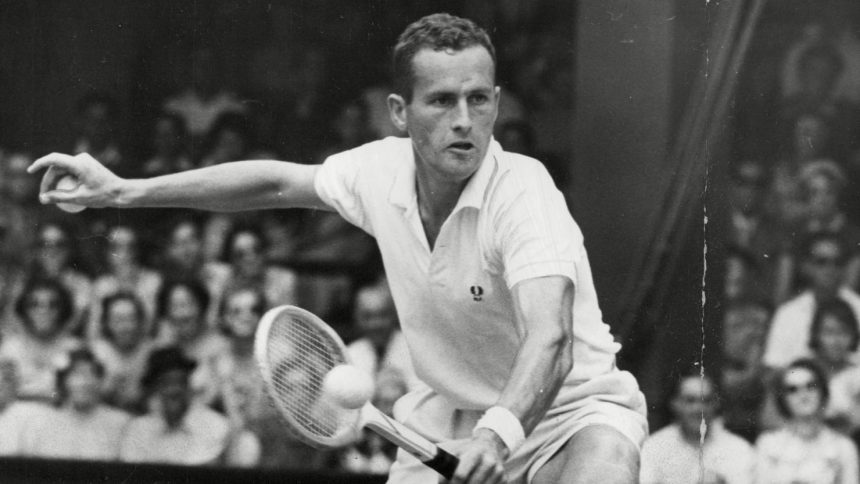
[156,216,230,326]
[140,111,194,178]
[773,160,860,302]
[0,278,81,400]
[91,291,155,413]
[88,223,162,340]
[24,221,92,335]
[755,358,859,484]
[202,285,268,466]
[0,358,51,456]
[152,279,227,402]
[22,348,130,460]
[214,224,297,318]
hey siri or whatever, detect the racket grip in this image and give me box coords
[423,447,459,480]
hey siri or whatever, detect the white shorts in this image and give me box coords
[386,369,649,484]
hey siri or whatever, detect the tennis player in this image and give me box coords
[30,13,647,484]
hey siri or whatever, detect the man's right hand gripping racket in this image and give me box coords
[254,304,458,479]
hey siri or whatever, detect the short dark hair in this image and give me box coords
[100,291,147,341]
[774,358,830,418]
[155,278,210,320]
[222,222,269,263]
[809,297,860,352]
[14,278,75,335]
[55,347,105,404]
[392,13,496,102]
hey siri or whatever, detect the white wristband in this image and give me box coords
[473,406,526,453]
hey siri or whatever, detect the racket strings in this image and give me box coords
[266,313,354,441]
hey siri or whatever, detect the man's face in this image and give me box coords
[156,369,191,424]
[390,46,499,185]
[671,376,717,438]
[803,240,845,295]
[65,361,102,411]
[355,287,397,348]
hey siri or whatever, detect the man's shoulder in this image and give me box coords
[773,290,815,316]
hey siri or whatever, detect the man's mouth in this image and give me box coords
[448,141,475,152]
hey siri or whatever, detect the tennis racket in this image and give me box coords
[254,304,458,479]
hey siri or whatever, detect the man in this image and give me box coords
[119,346,232,465]
[30,13,646,483]
[763,232,860,369]
[346,278,420,391]
[640,371,754,484]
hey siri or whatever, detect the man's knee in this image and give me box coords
[533,424,640,484]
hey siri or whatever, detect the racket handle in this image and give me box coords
[423,447,459,480]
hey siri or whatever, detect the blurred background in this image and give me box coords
[2,0,860,482]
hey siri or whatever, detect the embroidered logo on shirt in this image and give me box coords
[470,285,484,301]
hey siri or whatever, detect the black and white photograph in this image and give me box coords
[2,1,860,483]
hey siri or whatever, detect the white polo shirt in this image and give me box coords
[315,137,619,409]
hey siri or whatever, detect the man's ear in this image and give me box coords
[387,93,408,133]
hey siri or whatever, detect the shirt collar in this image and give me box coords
[389,138,502,212]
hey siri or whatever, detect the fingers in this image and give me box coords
[27,152,78,175]
[450,452,506,484]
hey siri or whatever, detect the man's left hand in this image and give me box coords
[449,428,509,483]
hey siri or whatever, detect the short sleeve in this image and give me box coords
[492,161,581,288]
[314,148,373,235]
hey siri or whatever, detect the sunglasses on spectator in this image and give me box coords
[27,297,60,309]
[37,238,68,249]
[810,255,843,267]
[784,381,817,394]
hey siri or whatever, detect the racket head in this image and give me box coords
[254,305,362,448]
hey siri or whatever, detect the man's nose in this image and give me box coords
[452,99,472,131]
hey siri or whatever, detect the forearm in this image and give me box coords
[496,330,572,434]
[116,160,326,212]
[497,276,574,435]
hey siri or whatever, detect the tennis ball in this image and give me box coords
[322,364,374,409]
[55,175,86,213]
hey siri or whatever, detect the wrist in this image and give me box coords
[473,406,526,455]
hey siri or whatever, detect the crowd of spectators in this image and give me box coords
[0,2,574,476]
[642,8,860,484]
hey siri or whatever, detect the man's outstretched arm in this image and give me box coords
[28,152,328,212]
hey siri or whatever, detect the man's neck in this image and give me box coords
[415,168,467,250]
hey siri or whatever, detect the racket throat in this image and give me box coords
[362,405,437,460]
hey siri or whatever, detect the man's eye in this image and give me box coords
[431,97,454,107]
[469,94,488,104]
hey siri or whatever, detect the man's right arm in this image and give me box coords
[28,153,329,212]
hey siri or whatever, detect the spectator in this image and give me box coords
[22,348,130,460]
[755,358,859,484]
[809,298,860,379]
[156,216,230,324]
[640,369,754,484]
[91,292,155,413]
[88,223,162,340]
[315,97,376,163]
[213,224,297,319]
[203,285,268,467]
[198,112,256,168]
[152,279,227,402]
[72,91,129,174]
[0,151,42,269]
[23,221,93,334]
[162,46,247,145]
[724,245,769,304]
[773,160,860,301]
[763,232,860,369]
[140,111,194,178]
[720,298,772,443]
[346,279,419,391]
[0,358,51,456]
[119,346,232,465]
[0,278,81,400]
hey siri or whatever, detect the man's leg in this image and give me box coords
[531,424,639,484]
